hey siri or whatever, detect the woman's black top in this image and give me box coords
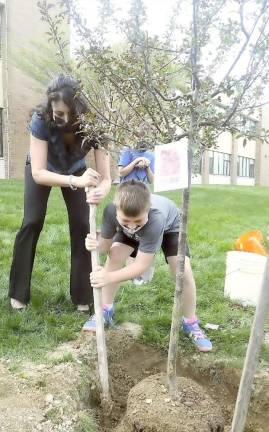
[28,112,100,174]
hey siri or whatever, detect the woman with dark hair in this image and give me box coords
[9,74,111,311]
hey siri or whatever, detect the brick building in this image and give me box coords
[0,0,69,179]
[192,108,269,187]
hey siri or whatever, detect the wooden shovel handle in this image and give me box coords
[85,186,110,402]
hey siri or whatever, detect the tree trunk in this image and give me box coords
[167,150,192,398]
[167,0,199,398]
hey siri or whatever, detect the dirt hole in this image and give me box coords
[91,330,269,432]
[0,327,268,432]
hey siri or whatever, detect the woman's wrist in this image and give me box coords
[69,175,78,190]
[99,179,111,195]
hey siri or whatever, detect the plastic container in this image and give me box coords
[224,251,267,306]
[235,230,267,256]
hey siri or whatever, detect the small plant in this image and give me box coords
[49,352,75,365]
[75,411,98,432]
[44,406,62,424]
[35,377,47,389]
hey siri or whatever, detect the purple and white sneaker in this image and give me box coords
[82,305,114,332]
[182,317,212,352]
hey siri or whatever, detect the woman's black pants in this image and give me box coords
[8,164,93,306]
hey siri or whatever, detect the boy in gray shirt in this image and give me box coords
[82,180,212,352]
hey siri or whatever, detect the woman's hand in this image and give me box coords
[86,186,107,204]
[85,234,98,251]
[75,168,101,188]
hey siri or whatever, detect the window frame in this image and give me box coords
[209,150,231,176]
[237,155,255,178]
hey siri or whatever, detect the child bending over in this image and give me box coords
[82,180,212,352]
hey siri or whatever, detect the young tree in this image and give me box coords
[38,0,269,402]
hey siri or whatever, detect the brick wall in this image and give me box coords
[6,0,68,178]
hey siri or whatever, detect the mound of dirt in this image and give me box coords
[0,325,268,432]
[115,373,225,432]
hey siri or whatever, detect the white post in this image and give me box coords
[87,189,110,404]
[231,256,269,432]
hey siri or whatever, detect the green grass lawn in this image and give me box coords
[1,181,269,367]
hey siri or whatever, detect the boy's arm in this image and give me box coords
[111,251,154,282]
[90,251,154,288]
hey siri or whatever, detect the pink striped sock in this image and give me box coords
[183,315,197,324]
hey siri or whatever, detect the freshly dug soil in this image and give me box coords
[0,326,268,432]
[114,373,225,432]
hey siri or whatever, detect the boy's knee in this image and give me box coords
[108,243,131,265]
[108,245,122,263]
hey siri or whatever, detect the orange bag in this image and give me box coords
[235,230,268,256]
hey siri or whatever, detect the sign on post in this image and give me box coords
[154,140,188,193]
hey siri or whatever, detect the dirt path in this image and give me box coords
[0,325,268,432]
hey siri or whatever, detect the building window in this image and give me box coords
[237,156,255,178]
[241,118,257,134]
[0,108,3,157]
[209,151,231,176]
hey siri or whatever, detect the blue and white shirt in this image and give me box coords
[118,147,155,183]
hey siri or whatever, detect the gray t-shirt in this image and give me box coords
[101,194,180,254]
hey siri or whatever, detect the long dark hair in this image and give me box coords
[31,74,89,131]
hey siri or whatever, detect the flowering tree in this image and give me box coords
[37,0,269,397]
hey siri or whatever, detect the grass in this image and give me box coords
[75,411,98,432]
[0,181,269,367]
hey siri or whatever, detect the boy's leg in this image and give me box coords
[167,255,196,318]
[102,242,135,304]
[167,255,212,352]
[82,242,134,332]
[162,232,212,352]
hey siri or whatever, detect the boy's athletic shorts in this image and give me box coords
[113,231,190,262]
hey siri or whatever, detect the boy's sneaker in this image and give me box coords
[182,317,212,352]
[82,305,114,332]
[132,265,155,286]
[132,276,145,286]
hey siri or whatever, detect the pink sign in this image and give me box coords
[154,140,188,192]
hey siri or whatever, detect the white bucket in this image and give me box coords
[224,251,267,306]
